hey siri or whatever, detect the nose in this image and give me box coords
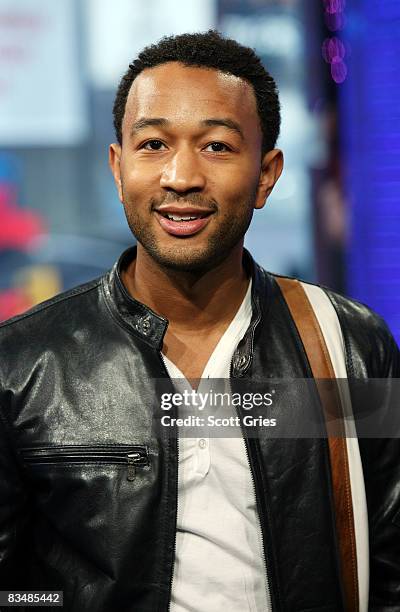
[160,149,206,193]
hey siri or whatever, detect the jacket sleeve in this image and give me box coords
[356,322,400,611]
[359,322,400,612]
[326,289,400,610]
[0,409,32,589]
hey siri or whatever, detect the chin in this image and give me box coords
[147,243,227,274]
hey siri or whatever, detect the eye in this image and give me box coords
[204,142,231,153]
[140,140,166,151]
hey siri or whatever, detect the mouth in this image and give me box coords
[154,208,214,237]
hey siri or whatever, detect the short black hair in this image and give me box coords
[113,30,281,155]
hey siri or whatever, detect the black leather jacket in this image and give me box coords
[0,248,399,612]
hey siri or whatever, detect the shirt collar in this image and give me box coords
[102,245,272,366]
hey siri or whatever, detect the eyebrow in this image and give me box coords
[130,118,168,135]
[200,118,244,140]
[130,117,244,140]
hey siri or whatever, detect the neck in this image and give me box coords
[122,243,249,331]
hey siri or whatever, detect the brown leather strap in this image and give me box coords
[275,276,359,612]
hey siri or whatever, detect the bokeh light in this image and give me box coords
[322,0,347,82]
[322,37,346,63]
[330,58,348,83]
[323,0,346,14]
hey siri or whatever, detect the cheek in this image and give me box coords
[212,174,259,209]
[215,158,259,192]
[121,154,158,183]
[121,165,156,201]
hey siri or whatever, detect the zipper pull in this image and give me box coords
[127,452,140,481]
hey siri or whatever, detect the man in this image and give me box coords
[0,31,398,612]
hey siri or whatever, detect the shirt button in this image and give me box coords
[198,438,207,449]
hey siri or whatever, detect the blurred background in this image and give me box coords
[0,0,399,342]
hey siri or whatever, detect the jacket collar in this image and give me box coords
[102,246,272,374]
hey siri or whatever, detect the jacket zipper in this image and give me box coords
[230,294,276,611]
[239,424,274,610]
[158,352,179,612]
[20,445,149,482]
[229,363,274,611]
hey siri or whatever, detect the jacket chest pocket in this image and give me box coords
[20,444,150,482]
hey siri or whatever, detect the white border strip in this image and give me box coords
[300,282,369,612]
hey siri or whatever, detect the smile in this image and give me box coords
[161,213,208,222]
[155,210,214,237]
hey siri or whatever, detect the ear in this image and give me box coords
[254,149,284,210]
[109,143,123,203]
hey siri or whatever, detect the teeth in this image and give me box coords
[166,214,199,221]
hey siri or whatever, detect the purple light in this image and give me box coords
[325,10,345,31]
[322,37,346,63]
[331,58,347,83]
[321,3,348,85]
[323,0,346,14]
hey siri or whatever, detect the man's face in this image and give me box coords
[110,61,282,272]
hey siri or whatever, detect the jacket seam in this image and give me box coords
[0,280,102,330]
[251,437,284,610]
[321,434,348,607]
[323,291,354,378]
[101,277,160,348]
[161,437,173,611]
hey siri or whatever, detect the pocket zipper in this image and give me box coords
[20,445,150,482]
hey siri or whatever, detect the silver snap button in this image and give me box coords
[198,438,207,449]
[140,316,151,333]
[237,355,247,368]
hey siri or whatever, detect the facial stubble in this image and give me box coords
[121,184,258,273]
